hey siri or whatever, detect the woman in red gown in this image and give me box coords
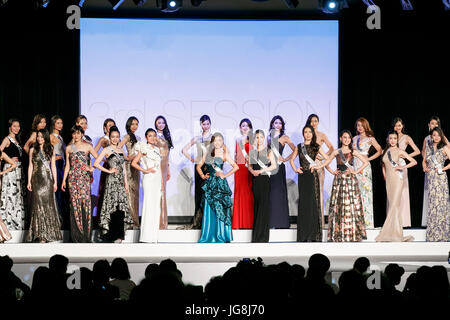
[232,119,255,229]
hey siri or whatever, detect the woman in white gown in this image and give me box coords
[131,129,162,243]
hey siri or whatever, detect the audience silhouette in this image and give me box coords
[0,253,448,316]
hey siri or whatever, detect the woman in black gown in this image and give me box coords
[290,125,331,242]
[181,115,213,229]
[249,130,277,243]
[267,116,296,229]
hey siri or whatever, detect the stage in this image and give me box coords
[2,229,449,289]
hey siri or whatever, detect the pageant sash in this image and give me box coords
[431,150,444,175]
[427,136,433,151]
[251,149,271,177]
[39,150,51,173]
[256,158,271,177]
[428,141,444,174]
[82,135,93,145]
[238,139,249,167]
[301,143,317,167]
[8,136,22,158]
[269,138,283,165]
[431,155,444,175]
[338,149,354,170]
[356,136,362,152]
[197,134,211,160]
[387,150,403,179]
[212,162,223,173]
[71,144,89,166]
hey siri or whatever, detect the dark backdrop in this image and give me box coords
[0,0,80,144]
[339,2,450,227]
[1,1,448,227]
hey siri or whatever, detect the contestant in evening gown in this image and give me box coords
[249,130,277,242]
[0,148,18,242]
[198,158,234,243]
[425,128,450,242]
[296,143,322,242]
[268,134,290,229]
[327,138,367,242]
[232,138,254,229]
[0,134,27,231]
[67,145,93,242]
[135,140,163,243]
[27,144,62,242]
[125,139,141,227]
[376,137,416,242]
[156,133,170,230]
[97,149,133,242]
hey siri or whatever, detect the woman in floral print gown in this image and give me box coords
[62,125,98,243]
[352,118,382,229]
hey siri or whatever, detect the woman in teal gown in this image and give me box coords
[197,132,239,243]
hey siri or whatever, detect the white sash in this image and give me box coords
[271,145,283,165]
[238,138,249,167]
[387,150,403,179]
[7,136,22,158]
[212,161,223,173]
[301,143,317,167]
[256,158,271,177]
[430,146,444,175]
[338,149,353,170]
[38,150,51,173]
[269,131,283,165]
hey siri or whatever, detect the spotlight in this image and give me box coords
[157,0,182,12]
[318,0,346,14]
[361,0,378,13]
[79,0,86,7]
[108,0,126,10]
[400,0,413,10]
[39,0,50,7]
[444,0,450,10]
[283,0,299,9]
[133,0,147,5]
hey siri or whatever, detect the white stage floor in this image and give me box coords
[2,230,449,289]
[2,229,448,267]
[6,228,428,243]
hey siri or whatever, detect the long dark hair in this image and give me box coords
[381,130,399,166]
[239,118,253,144]
[305,114,319,127]
[103,118,116,135]
[71,125,85,135]
[302,124,320,154]
[268,115,286,148]
[108,126,120,146]
[210,132,224,158]
[392,117,406,134]
[8,118,21,144]
[155,115,173,149]
[339,130,353,151]
[200,114,211,124]
[31,114,46,132]
[269,115,285,137]
[125,116,139,146]
[145,128,156,138]
[32,129,53,160]
[49,115,62,135]
[430,127,447,150]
